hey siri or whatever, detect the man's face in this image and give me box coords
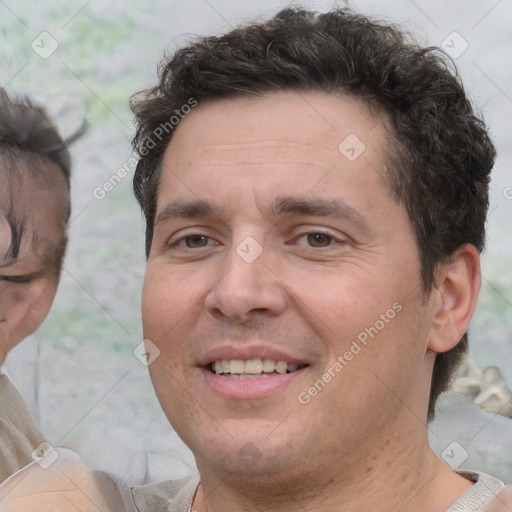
[142,92,437,479]
[0,160,69,361]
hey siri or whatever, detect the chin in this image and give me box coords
[188,425,305,478]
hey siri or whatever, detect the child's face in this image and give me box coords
[0,160,69,364]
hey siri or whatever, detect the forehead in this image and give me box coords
[158,91,392,210]
[168,91,386,153]
[0,154,69,264]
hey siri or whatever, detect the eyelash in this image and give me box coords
[173,233,219,249]
[294,232,338,248]
[0,275,32,284]
[171,230,342,250]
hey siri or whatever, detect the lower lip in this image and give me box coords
[201,367,306,399]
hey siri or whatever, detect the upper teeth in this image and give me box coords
[212,358,300,375]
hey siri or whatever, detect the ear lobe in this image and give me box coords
[427,244,481,354]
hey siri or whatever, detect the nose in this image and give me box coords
[204,238,287,324]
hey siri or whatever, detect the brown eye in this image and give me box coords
[307,233,332,247]
[184,235,209,248]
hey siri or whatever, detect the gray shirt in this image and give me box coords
[132,471,510,512]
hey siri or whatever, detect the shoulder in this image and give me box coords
[448,471,510,512]
[131,474,200,512]
[0,373,45,484]
[484,482,512,511]
[0,448,136,512]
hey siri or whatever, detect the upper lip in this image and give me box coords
[197,345,310,367]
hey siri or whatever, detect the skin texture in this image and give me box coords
[0,160,68,364]
[142,91,481,512]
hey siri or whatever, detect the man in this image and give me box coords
[0,88,134,511]
[130,8,511,511]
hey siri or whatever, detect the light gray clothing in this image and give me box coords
[447,471,511,512]
[0,372,45,483]
[132,474,200,512]
[0,371,136,511]
[132,471,511,512]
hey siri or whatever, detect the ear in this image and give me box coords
[427,244,481,353]
[0,277,58,364]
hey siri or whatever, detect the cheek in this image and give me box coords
[141,267,202,356]
[288,264,423,384]
[142,268,180,330]
[23,279,58,325]
[1,277,58,353]
[280,264,392,342]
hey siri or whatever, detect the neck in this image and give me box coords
[193,421,473,512]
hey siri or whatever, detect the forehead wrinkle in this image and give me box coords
[184,139,335,168]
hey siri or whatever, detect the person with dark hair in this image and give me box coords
[0,88,73,481]
[0,88,135,511]
[130,7,511,512]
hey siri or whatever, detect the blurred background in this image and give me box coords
[1,0,511,485]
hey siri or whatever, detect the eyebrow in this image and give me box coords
[268,196,368,228]
[155,200,216,226]
[0,234,67,275]
[155,196,368,229]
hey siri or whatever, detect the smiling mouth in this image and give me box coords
[208,358,307,379]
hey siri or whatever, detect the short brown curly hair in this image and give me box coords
[131,7,496,420]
